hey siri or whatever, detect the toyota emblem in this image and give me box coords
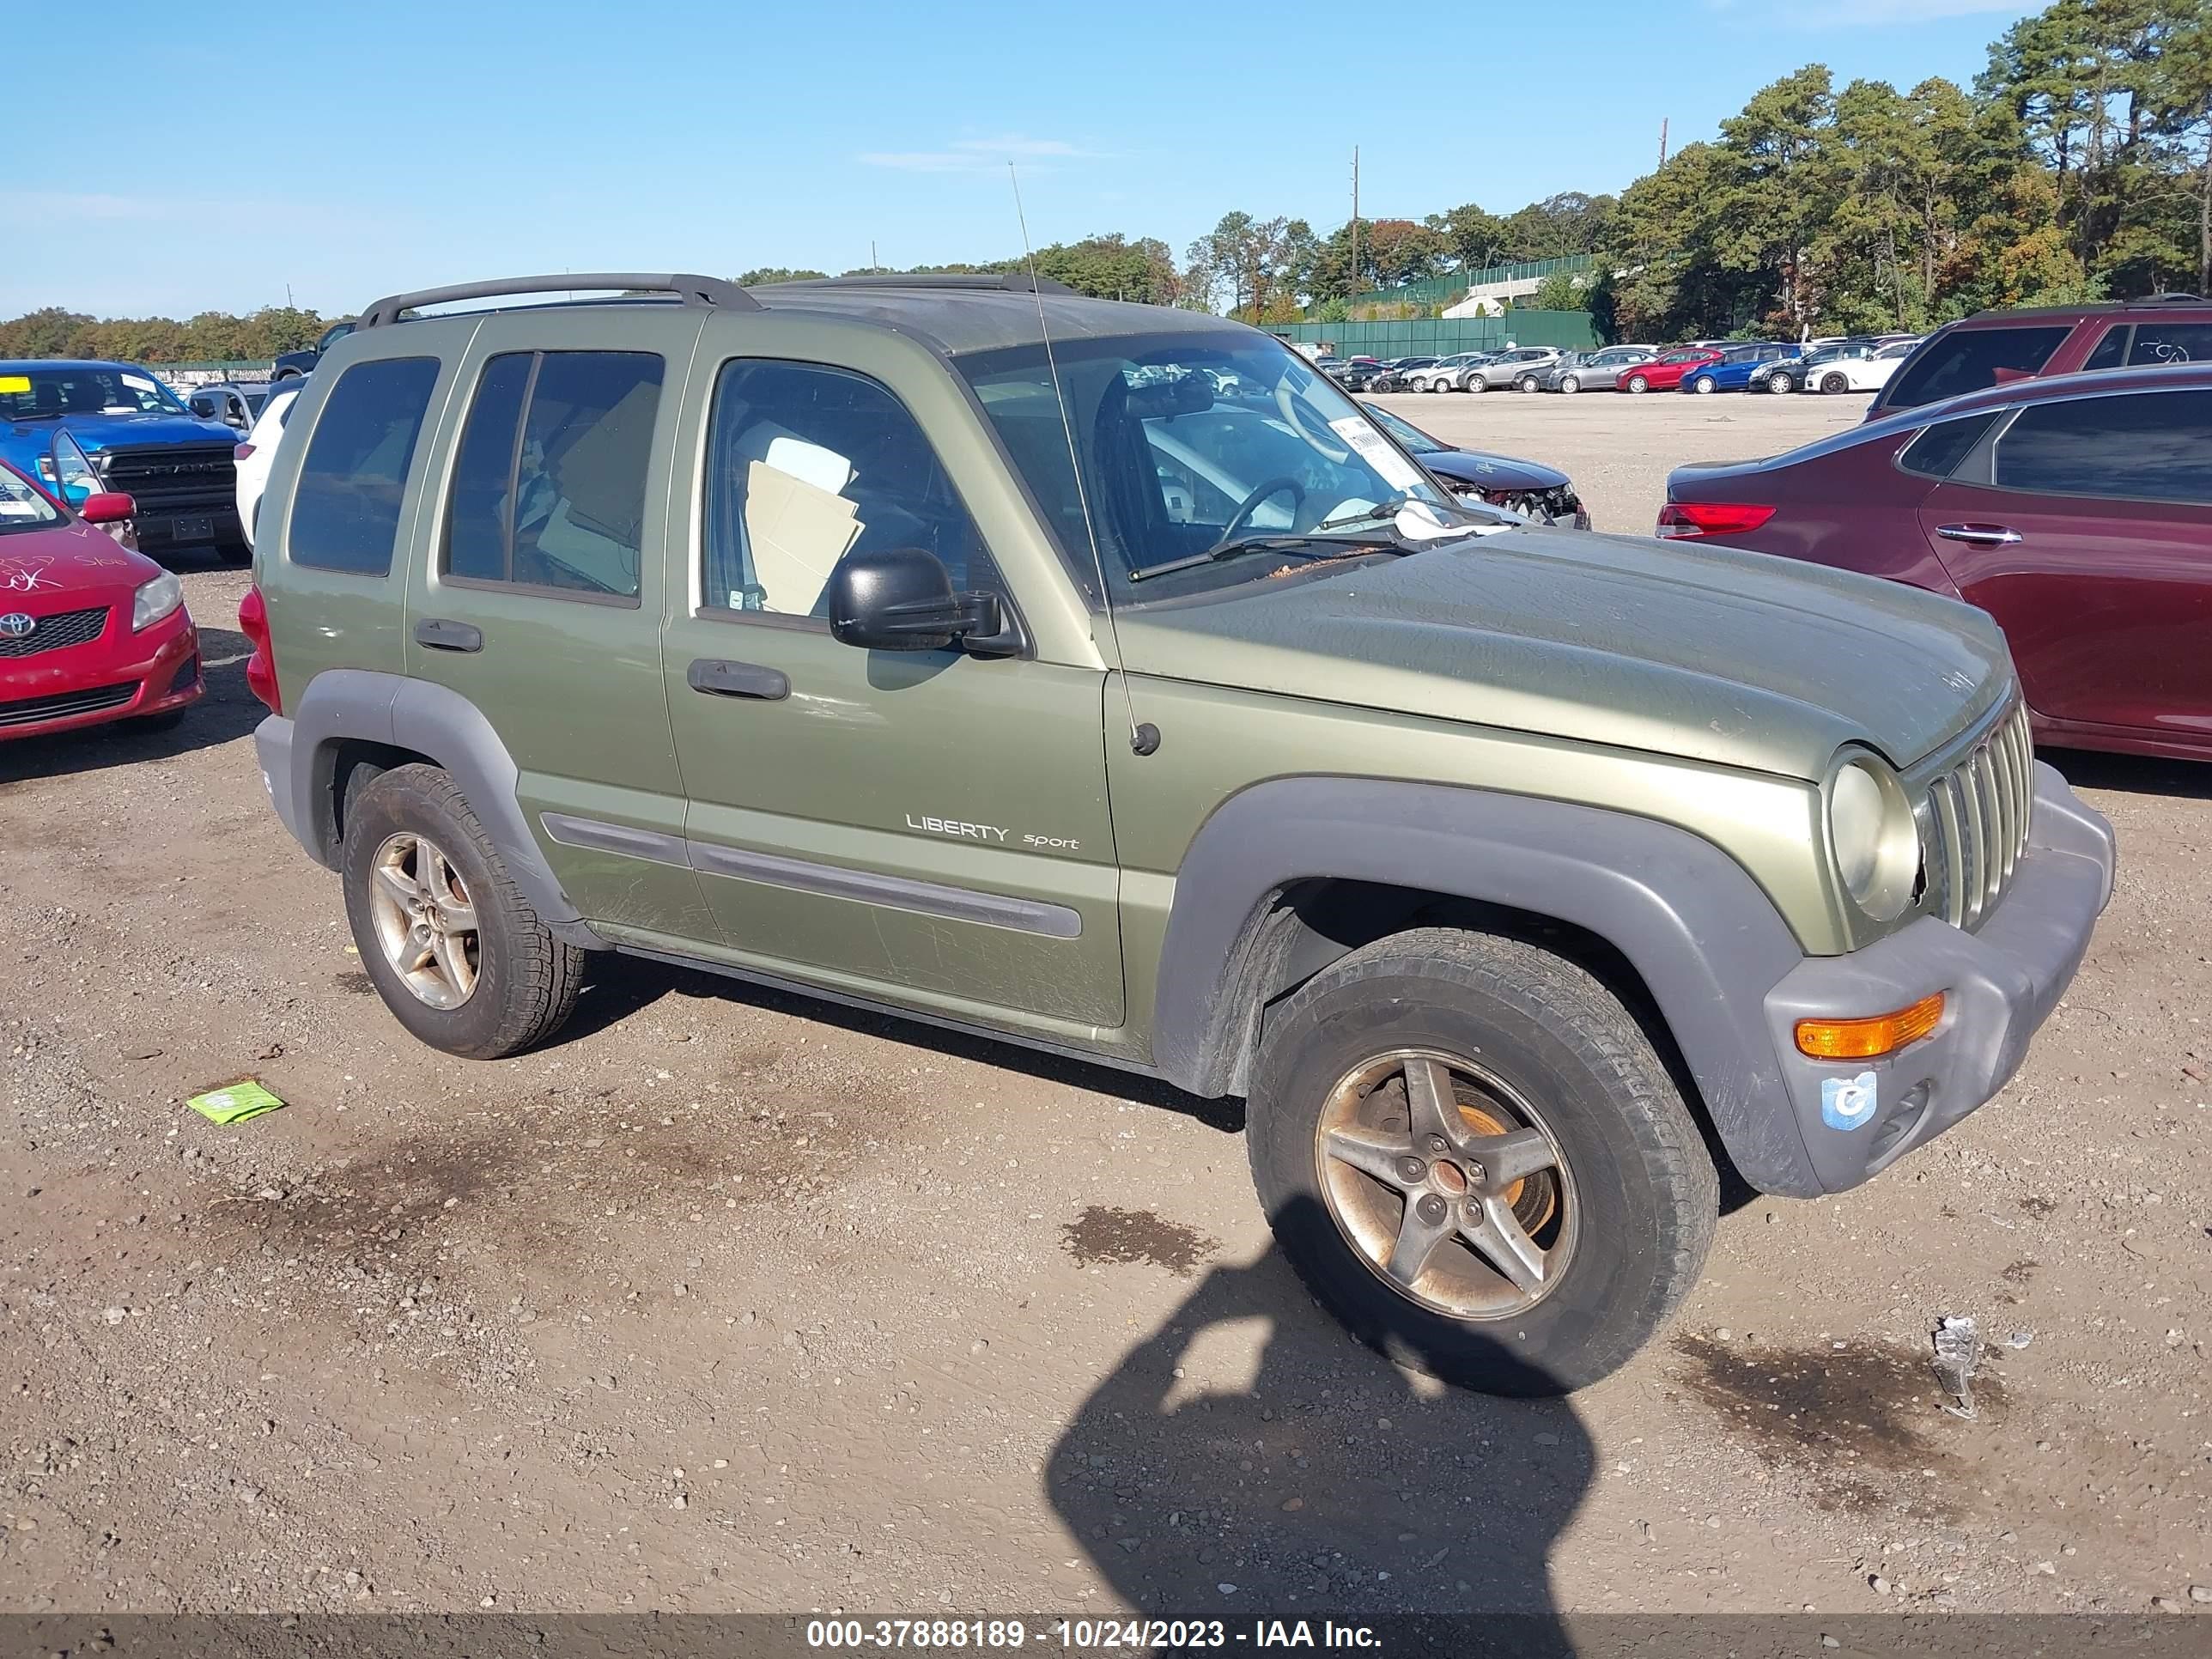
[0,614,35,640]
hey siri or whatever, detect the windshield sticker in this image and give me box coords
[1328,416,1424,492]
[0,374,29,395]
[121,373,159,394]
[0,501,40,520]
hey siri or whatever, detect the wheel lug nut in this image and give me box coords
[1416,1194,1448,1225]
[1396,1156,1427,1184]
[1466,1161,1486,1184]
[1425,1134,1450,1154]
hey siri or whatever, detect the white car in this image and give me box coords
[234,380,305,546]
[1797,338,1917,394]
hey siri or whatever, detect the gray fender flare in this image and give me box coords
[1150,777,1820,1197]
[283,669,600,944]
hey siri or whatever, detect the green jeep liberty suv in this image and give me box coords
[244,273,2114,1395]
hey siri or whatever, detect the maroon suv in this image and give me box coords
[1868,294,2212,420]
[1662,364,2212,763]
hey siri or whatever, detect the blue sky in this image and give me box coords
[8,0,2036,319]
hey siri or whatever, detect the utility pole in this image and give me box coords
[871,240,878,272]
[1659,118,1669,170]
[1349,146,1360,309]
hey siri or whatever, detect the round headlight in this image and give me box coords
[1828,754,1919,922]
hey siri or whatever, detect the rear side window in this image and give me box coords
[1881,325,2071,410]
[288,357,440,574]
[1993,389,2212,504]
[441,349,664,601]
[1898,412,2000,479]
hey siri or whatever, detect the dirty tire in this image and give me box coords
[341,763,584,1059]
[1245,927,1717,1396]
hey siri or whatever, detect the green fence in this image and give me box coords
[1346,254,1595,313]
[1269,312,1600,356]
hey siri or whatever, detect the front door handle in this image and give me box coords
[1936,523,2023,546]
[414,617,483,653]
[687,658,790,701]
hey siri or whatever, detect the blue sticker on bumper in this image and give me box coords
[1821,1070,1880,1131]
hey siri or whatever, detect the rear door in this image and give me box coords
[1917,385,2212,741]
[400,306,715,940]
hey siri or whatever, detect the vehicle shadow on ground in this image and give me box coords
[0,626,263,786]
[1047,1203,1590,1639]
[2042,744,2209,803]
[566,952,1243,1134]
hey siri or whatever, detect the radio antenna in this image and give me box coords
[1009,162,1156,757]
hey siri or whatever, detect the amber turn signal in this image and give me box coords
[1795,992,1946,1060]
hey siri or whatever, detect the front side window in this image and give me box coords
[0,365,185,421]
[2127,321,2212,367]
[702,360,995,618]
[0,462,63,531]
[958,330,1467,605]
[1881,325,2071,410]
[289,356,441,575]
[441,349,662,599]
[1992,389,2212,504]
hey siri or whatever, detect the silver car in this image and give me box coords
[1467,347,1566,392]
[1544,345,1661,393]
[1407,352,1491,392]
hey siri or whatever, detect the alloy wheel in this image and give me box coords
[1313,1048,1577,1320]
[367,831,481,1009]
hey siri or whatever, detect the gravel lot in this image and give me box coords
[3,389,2208,1623]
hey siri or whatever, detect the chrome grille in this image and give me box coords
[0,605,110,659]
[1918,701,2034,930]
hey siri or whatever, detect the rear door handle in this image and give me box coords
[414,617,483,653]
[1936,524,2023,546]
[687,658,789,701]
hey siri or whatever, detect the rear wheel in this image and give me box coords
[1245,928,1717,1395]
[342,763,584,1059]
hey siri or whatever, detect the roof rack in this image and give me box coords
[2127,292,2203,306]
[353,273,760,330]
[761,273,1075,296]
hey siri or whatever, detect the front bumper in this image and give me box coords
[1762,761,2113,1192]
[0,613,202,741]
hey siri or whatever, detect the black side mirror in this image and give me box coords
[827,546,1002,653]
[189,394,218,420]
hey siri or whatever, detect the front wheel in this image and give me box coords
[1820,372,1850,393]
[1626,374,1650,394]
[1465,375,1490,393]
[1245,928,1717,1395]
[1690,374,1717,395]
[342,763,585,1059]
[1516,374,1541,393]
[1559,376,1581,394]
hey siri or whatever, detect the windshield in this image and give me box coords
[0,365,187,421]
[0,464,64,532]
[1359,402,1448,454]
[958,331,1460,603]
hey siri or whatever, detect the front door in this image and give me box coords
[1918,384,2212,744]
[659,354,1121,1032]
[401,307,716,940]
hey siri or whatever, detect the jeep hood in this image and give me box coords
[1112,526,2012,780]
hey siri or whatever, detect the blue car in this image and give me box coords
[0,360,249,560]
[1678,342,1802,394]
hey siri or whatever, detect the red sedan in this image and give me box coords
[1660,364,2212,762]
[0,460,201,740]
[1619,346,1723,394]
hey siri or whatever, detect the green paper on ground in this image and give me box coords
[188,1081,287,1124]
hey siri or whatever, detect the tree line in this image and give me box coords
[7,1,2203,361]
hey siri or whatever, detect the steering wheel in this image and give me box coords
[1218,476,1307,544]
[1275,379,1352,464]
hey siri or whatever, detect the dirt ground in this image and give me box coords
[3,390,2208,1623]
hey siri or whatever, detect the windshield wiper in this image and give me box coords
[3,410,61,422]
[1126,532,1391,584]
[1316,497,1411,531]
